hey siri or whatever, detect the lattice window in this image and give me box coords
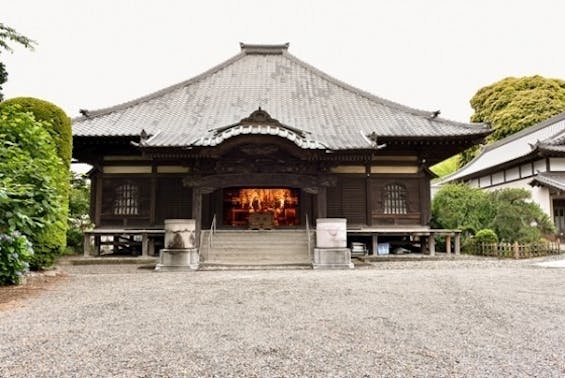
[383,183,407,214]
[113,182,139,215]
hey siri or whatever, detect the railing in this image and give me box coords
[208,214,217,249]
[475,241,561,259]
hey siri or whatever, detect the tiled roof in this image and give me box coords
[529,172,565,192]
[441,112,565,182]
[73,43,489,150]
[145,110,329,149]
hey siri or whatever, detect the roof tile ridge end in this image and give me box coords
[73,51,247,120]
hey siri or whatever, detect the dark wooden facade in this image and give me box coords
[82,132,435,238]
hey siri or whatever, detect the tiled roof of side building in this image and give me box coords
[529,172,565,192]
[72,43,489,150]
[439,112,565,183]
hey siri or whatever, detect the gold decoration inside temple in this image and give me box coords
[223,188,299,227]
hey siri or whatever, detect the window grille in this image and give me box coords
[113,182,139,215]
[383,184,407,214]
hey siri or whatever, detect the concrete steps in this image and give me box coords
[200,229,312,265]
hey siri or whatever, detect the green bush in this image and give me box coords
[0,231,33,285]
[433,184,556,244]
[489,189,555,243]
[431,183,494,236]
[66,173,92,254]
[0,98,72,264]
[0,97,72,168]
[474,229,498,244]
[0,104,66,269]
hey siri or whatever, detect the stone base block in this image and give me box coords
[155,248,199,271]
[312,248,354,270]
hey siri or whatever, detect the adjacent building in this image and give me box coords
[437,112,565,235]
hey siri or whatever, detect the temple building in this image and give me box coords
[73,43,489,263]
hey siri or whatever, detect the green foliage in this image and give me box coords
[489,189,555,243]
[0,104,66,269]
[474,229,498,244]
[433,184,555,244]
[460,76,565,167]
[431,155,460,177]
[431,183,494,235]
[0,97,72,168]
[0,62,6,102]
[0,23,36,53]
[0,98,72,267]
[0,23,36,101]
[0,231,33,285]
[66,173,92,254]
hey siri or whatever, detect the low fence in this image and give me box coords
[471,241,562,259]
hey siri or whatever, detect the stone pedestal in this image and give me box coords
[313,247,354,270]
[313,218,353,269]
[155,248,199,271]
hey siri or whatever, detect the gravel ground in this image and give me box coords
[1,257,565,377]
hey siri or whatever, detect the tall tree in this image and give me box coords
[0,23,36,101]
[460,75,565,167]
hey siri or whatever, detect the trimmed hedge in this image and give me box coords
[0,104,68,269]
[0,97,72,168]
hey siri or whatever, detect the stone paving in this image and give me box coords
[1,256,564,377]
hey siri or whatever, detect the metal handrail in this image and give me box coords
[208,214,216,248]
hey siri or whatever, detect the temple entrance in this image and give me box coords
[222,187,300,227]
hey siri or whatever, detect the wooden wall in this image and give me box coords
[92,172,192,228]
[327,173,430,227]
[91,169,431,229]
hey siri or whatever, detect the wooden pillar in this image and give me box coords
[372,234,379,256]
[192,188,202,248]
[446,234,452,255]
[316,187,327,219]
[454,233,461,255]
[94,172,103,226]
[149,166,157,225]
[428,233,435,256]
[513,241,520,259]
[83,233,92,257]
[141,232,149,257]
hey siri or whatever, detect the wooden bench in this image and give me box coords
[83,229,165,257]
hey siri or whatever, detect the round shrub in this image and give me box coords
[475,229,498,244]
[0,97,72,167]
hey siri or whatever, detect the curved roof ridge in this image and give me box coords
[72,51,247,121]
[282,51,486,130]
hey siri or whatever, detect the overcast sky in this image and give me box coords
[2,0,564,123]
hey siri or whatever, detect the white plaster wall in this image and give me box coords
[549,158,565,171]
[482,178,552,217]
[533,159,547,173]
